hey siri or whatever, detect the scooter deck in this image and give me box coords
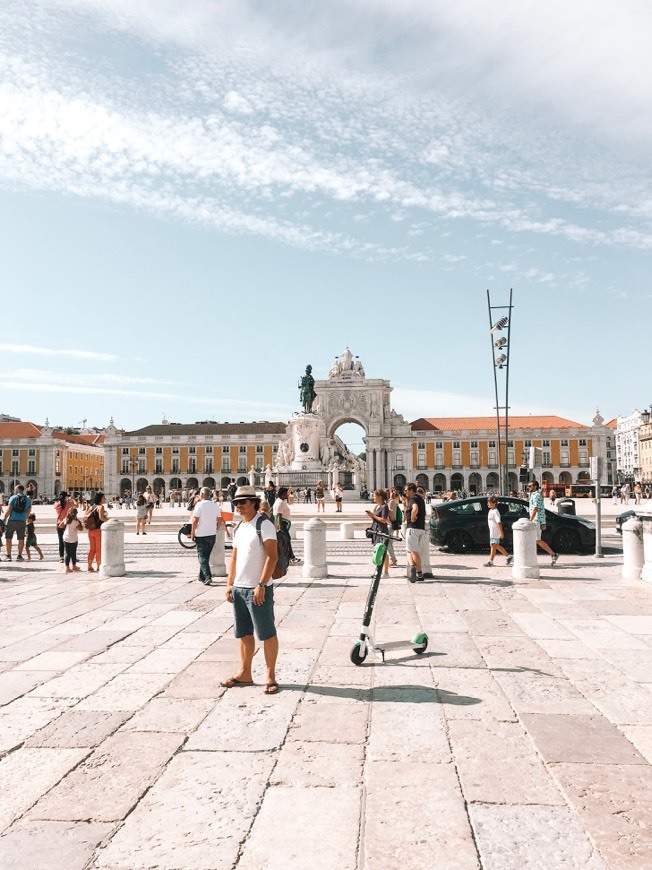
[375,639,423,651]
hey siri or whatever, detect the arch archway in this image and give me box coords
[186,477,199,490]
[486,472,499,492]
[203,477,216,489]
[54,479,61,496]
[508,472,518,492]
[314,352,411,492]
[329,420,366,491]
[577,471,590,482]
[559,471,572,484]
[170,477,182,490]
[153,477,165,496]
[416,473,429,490]
[451,472,464,492]
[136,477,148,493]
[468,472,482,495]
[220,476,231,490]
[542,471,554,484]
[120,478,132,496]
[433,473,446,494]
[394,473,406,489]
[236,476,248,486]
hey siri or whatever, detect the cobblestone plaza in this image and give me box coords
[0,504,651,868]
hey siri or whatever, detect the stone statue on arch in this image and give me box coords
[298,364,316,413]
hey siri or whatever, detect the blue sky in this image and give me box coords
[1,0,650,451]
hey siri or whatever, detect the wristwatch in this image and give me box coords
[258,582,267,588]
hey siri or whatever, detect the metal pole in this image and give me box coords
[503,288,513,495]
[595,487,603,558]
[487,290,503,494]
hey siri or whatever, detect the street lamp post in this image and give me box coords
[487,289,514,495]
[129,456,136,503]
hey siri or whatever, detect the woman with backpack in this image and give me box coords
[84,492,108,573]
[54,491,74,563]
[386,487,401,567]
[273,487,300,565]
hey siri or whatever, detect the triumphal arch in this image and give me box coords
[275,348,413,491]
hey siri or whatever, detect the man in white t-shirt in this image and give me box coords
[223,485,279,694]
[191,486,222,585]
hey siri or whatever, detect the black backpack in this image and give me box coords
[13,494,27,513]
[255,514,290,579]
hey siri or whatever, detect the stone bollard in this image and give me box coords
[289,523,299,541]
[100,518,126,578]
[340,522,355,541]
[622,517,644,581]
[511,518,540,581]
[209,526,227,578]
[641,516,652,585]
[302,518,328,579]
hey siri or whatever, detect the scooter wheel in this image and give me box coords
[350,643,367,666]
[413,636,428,655]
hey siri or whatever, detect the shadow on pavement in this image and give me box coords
[289,683,482,705]
[434,577,514,587]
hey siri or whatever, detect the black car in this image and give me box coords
[429,496,596,554]
[615,510,641,534]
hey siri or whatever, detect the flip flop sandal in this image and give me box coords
[220,677,254,688]
[264,682,279,695]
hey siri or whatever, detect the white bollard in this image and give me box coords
[340,522,355,541]
[289,522,299,541]
[302,518,328,579]
[511,518,540,580]
[100,518,126,578]
[209,526,227,578]
[622,517,644,581]
[641,516,652,584]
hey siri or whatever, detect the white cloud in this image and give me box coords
[0,0,651,266]
[0,343,118,362]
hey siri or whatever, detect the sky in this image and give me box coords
[1,0,651,455]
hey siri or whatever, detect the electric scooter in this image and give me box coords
[350,528,429,665]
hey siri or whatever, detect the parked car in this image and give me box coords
[429,496,596,554]
[615,509,646,534]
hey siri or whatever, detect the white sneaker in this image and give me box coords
[381,571,390,579]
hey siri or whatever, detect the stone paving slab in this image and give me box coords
[1,540,652,867]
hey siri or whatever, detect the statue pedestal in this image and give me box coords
[290,414,325,471]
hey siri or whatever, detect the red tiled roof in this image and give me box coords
[0,422,42,439]
[53,432,104,447]
[411,415,587,432]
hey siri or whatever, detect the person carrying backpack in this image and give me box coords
[273,486,300,565]
[4,484,31,562]
[84,492,108,573]
[223,485,280,695]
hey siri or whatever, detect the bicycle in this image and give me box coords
[177,520,236,550]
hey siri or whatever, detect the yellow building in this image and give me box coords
[408,414,613,495]
[0,421,104,499]
[104,420,286,497]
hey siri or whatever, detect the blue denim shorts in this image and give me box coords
[489,536,501,545]
[233,585,277,641]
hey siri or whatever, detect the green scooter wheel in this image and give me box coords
[412,633,428,655]
[350,642,367,666]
